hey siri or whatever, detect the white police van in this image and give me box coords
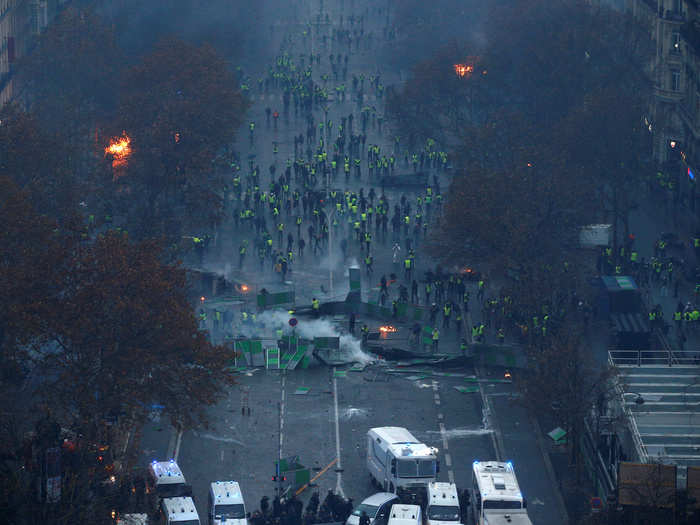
[160,496,201,525]
[469,461,532,525]
[426,482,462,525]
[367,427,439,499]
[386,504,422,525]
[208,481,248,525]
[147,460,192,499]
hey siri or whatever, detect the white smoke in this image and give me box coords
[240,310,374,364]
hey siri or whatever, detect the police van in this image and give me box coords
[147,460,192,500]
[426,482,462,525]
[386,504,422,525]
[160,496,201,525]
[469,461,532,525]
[208,481,248,525]
[367,427,439,499]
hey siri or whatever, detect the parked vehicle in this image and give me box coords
[208,481,248,525]
[160,496,200,525]
[367,427,439,500]
[426,482,462,525]
[468,461,532,525]
[386,504,422,525]
[346,492,400,525]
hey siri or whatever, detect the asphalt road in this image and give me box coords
[136,0,570,524]
[138,360,492,513]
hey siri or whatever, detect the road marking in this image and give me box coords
[439,423,449,450]
[166,429,177,459]
[280,373,286,454]
[193,431,246,446]
[221,449,224,462]
[448,470,455,483]
[445,454,452,467]
[174,429,183,461]
[333,367,345,498]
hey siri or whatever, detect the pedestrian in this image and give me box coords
[261,495,270,516]
[361,324,369,344]
[359,510,370,525]
[432,327,439,353]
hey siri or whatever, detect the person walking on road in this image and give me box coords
[432,327,440,353]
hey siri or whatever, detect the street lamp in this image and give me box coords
[326,206,337,296]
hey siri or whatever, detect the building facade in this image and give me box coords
[0,0,68,106]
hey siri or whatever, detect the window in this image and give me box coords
[397,459,436,478]
[672,32,681,53]
[213,504,245,519]
[483,500,523,510]
[371,441,385,466]
[672,70,681,92]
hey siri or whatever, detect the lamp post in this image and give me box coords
[326,206,337,296]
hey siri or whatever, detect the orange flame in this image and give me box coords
[379,325,397,333]
[105,132,131,169]
[454,64,474,77]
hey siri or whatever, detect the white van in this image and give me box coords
[386,504,422,525]
[148,460,191,499]
[469,461,532,525]
[367,427,439,498]
[208,481,248,525]
[160,496,201,525]
[426,482,462,525]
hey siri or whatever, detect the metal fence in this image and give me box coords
[609,349,700,367]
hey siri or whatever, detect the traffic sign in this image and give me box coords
[289,318,298,327]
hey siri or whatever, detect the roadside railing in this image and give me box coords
[609,349,700,367]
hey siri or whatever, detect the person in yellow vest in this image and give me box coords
[312,298,320,317]
[431,327,440,353]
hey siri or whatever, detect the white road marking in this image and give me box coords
[333,367,345,498]
[193,431,246,447]
[434,381,455,483]
[221,449,224,462]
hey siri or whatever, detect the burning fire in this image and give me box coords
[105,132,131,169]
[236,284,250,293]
[379,325,398,333]
[454,64,474,77]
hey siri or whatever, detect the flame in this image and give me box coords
[379,325,397,333]
[105,132,131,170]
[454,64,474,77]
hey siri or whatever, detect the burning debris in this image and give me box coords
[454,63,474,77]
[379,325,398,338]
[104,131,131,171]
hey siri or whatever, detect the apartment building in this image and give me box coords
[0,0,67,106]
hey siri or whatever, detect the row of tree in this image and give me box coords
[386,0,656,517]
[13,6,249,240]
[1,3,252,522]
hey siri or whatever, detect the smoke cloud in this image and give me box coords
[239,310,374,365]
